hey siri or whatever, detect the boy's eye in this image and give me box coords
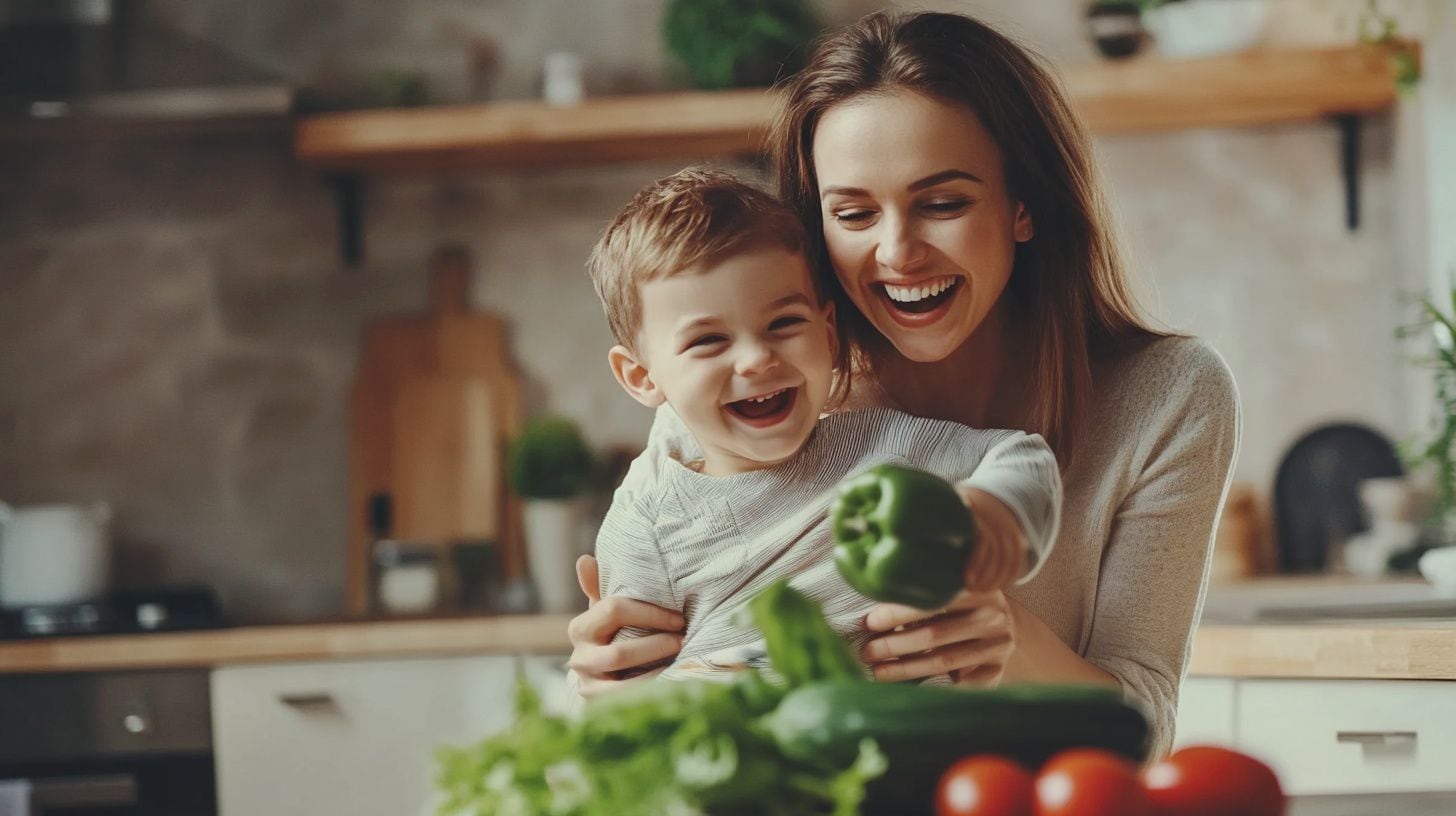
[769,316,808,332]
[685,334,727,350]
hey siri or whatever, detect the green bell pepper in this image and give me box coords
[831,463,977,609]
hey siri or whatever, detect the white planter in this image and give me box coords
[523,498,589,613]
[1145,0,1270,58]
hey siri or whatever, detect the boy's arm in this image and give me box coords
[948,430,1062,590]
[594,462,682,640]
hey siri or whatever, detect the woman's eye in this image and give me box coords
[769,316,808,332]
[831,208,875,226]
[922,199,970,216]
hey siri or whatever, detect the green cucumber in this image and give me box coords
[763,680,1149,813]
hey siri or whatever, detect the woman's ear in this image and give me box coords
[1013,201,1035,243]
[608,344,665,408]
[822,299,839,358]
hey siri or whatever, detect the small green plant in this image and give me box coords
[1356,0,1422,95]
[662,0,821,90]
[507,416,597,500]
[1398,285,1456,526]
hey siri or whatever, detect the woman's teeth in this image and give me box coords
[883,278,956,303]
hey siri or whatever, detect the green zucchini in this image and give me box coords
[763,680,1149,813]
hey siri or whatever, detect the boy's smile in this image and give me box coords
[610,246,837,476]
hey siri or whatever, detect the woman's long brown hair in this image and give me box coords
[771,11,1167,464]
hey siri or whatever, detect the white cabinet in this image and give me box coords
[1172,676,1237,749]
[211,654,569,816]
[1175,676,1456,795]
[1237,679,1456,795]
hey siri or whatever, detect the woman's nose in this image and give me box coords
[874,213,925,272]
[734,341,778,377]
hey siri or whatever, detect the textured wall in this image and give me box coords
[0,0,1422,621]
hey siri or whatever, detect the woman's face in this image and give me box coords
[813,90,1034,363]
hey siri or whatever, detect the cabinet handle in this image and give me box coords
[1335,730,1418,745]
[278,691,336,707]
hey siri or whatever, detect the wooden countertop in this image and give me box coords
[3,577,1453,680]
[0,613,576,674]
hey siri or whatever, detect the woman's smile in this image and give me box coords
[877,276,963,325]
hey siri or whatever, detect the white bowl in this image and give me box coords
[1419,547,1456,595]
[1144,0,1271,59]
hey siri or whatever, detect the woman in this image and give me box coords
[568,10,1238,755]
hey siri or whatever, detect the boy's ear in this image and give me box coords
[1013,201,1035,243]
[608,344,665,408]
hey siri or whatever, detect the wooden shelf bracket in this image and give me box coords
[329,174,364,267]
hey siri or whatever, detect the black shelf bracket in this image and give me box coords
[1333,113,1362,232]
[328,175,364,266]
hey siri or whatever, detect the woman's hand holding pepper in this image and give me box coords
[859,588,1015,685]
[565,555,685,700]
[857,487,1025,685]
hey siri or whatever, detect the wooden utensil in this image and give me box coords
[346,245,523,615]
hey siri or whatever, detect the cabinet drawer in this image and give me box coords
[213,655,525,816]
[1174,677,1236,749]
[1237,679,1456,794]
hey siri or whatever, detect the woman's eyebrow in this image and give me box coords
[908,169,983,191]
[821,169,984,199]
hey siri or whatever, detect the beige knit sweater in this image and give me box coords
[1005,336,1240,755]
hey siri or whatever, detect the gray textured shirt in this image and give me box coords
[595,407,1062,682]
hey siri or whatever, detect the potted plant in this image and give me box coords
[507,416,597,613]
[1086,1,1149,60]
[661,0,821,89]
[1139,0,1272,58]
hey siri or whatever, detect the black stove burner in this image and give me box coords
[0,585,226,639]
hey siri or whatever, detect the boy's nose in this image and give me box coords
[734,342,778,376]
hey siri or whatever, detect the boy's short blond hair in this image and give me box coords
[587,168,810,350]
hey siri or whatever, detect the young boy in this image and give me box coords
[586,168,1061,681]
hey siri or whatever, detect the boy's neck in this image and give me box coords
[695,446,793,477]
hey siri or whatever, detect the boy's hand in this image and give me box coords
[957,487,1027,591]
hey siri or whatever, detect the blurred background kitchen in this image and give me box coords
[1,1,1454,813]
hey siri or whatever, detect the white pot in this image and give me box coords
[523,498,589,614]
[1145,0,1270,58]
[0,501,112,608]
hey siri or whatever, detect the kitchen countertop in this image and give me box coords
[2,577,1453,677]
[0,613,576,674]
[1290,791,1456,815]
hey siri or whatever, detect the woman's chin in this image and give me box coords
[872,315,967,362]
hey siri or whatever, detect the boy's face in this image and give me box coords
[611,246,837,476]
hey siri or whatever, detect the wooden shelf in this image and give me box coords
[295,45,1403,173]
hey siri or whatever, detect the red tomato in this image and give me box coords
[936,755,1036,816]
[1141,745,1286,816]
[1033,749,1153,816]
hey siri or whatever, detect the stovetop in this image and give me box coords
[0,586,227,640]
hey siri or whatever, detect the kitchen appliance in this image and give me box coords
[0,0,292,123]
[0,585,226,640]
[347,244,525,615]
[0,669,215,815]
[0,502,111,609]
[1273,423,1404,573]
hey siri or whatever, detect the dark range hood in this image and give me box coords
[0,0,292,123]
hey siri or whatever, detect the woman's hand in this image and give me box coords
[566,555,685,700]
[859,589,1015,686]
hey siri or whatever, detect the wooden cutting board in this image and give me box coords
[345,246,524,615]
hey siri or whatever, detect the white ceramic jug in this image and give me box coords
[0,501,112,608]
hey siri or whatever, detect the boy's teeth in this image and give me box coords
[884,278,955,302]
[747,389,785,403]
